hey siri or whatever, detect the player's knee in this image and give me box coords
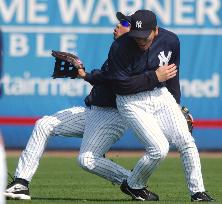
[174,132,196,151]
[176,138,196,152]
[148,142,169,160]
[34,116,54,136]
[159,142,169,160]
[78,152,97,171]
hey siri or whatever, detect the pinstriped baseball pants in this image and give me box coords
[14,106,87,181]
[78,106,131,185]
[116,87,205,194]
[14,106,131,185]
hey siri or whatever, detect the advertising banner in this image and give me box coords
[0,0,222,150]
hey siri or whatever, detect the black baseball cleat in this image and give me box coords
[120,180,159,201]
[4,178,31,200]
[191,192,215,202]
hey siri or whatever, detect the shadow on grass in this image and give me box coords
[32,197,131,202]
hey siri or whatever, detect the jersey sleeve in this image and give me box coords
[84,60,110,85]
[113,71,159,95]
[84,70,107,85]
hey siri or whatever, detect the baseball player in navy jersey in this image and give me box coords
[4,15,176,200]
[3,18,129,200]
[77,10,214,202]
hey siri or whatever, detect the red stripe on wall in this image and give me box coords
[194,120,222,128]
[0,117,222,128]
[0,116,39,125]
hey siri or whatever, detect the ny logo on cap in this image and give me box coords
[136,21,142,28]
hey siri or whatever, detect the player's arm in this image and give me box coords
[79,35,175,92]
[79,61,109,85]
[80,69,107,85]
[79,61,177,92]
[80,43,177,93]
[112,70,158,95]
[80,63,176,89]
[114,64,177,95]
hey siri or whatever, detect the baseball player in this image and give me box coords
[3,17,130,200]
[77,10,214,202]
[4,15,176,200]
[5,12,179,200]
[0,134,7,204]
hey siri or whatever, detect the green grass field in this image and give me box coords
[6,155,222,204]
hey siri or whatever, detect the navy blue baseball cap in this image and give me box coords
[128,10,157,38]
[116,12,132,23]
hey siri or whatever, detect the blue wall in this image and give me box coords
[0,0,222,150]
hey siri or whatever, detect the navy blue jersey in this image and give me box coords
[147,28,181,102]
[84,61,159,108]
[84,27,180,107]
[84,60,117,107]
[107,28,180,101]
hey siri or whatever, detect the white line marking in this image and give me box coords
[0,26,222,35]
[0,26,113,34]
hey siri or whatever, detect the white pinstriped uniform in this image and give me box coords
[78,106,130,184]
[14,106,130,184]
[14,93,205,194]
[0,135,7,204]
[14,106,86,182]
[116,87,205,194]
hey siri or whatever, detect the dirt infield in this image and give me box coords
[6,150,222,158]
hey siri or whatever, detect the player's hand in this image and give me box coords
[155,64,177,82]
[77,68,86,79]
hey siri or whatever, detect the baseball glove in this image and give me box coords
[181,106,194,134]
[51,50,84,79]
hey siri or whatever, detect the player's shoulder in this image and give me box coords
[111,33,136,52]
[158,27,180,44]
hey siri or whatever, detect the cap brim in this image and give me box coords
[128,29,152,38]
[116,12,131,22]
